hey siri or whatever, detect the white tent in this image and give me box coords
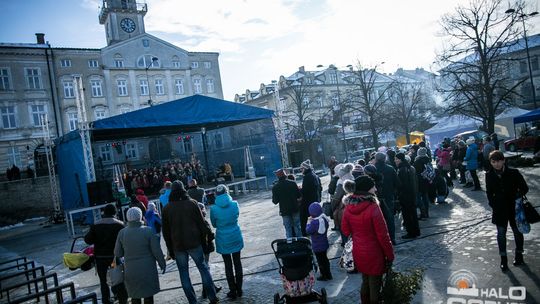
[424,115,480,147]
[494,107,529,139]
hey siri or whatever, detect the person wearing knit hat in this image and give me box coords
[395,152,420,239]
[85,204,127,304]
[412,144,433,219]
[417,147,427,158]
[272,167,302,238]
[274,168,287,179]
[162,180,219,303]
[301,159,312,170]
[300,158,322,237]
[306,202,332,281]
[114,207,166,303]
[332,163,355,246]
[341,174,394,303]
[352,164,364,179]
[374,150,399,245]
[463,136,481,190]
[145,203,162,235]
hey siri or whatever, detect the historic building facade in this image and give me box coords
[0,0,223,175]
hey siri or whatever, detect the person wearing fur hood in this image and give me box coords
[331,163,354,247]
[341,175,394,304]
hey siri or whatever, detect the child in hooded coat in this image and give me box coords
[306,202,332,281]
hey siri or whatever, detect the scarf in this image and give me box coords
[313,213,331,234]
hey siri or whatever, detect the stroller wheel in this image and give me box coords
[320,288,327,304]
[274,293,280,304]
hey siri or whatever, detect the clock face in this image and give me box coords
[120,18,136,33]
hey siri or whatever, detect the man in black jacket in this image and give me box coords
[300,160,321,236]
[272,168,302,238]
[84,204,128,304]
[395,153,420,239]
[374,152,399,244]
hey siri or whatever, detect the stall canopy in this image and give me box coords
[55,95,276,212]
[513,108,540,124]
[495,107,529,138]
[424,115,480,147]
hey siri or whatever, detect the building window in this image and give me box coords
[173,61,181,68]
[139,79,149,95]
[30,105,47,127]
[95,109,106,120]
[193,79,202,94]
[191,62,199,69]
[117,79,128,96]
[142,39,150,47]
[1,106,16,129]
[63,81,75,98]
[532,57,539,71]
[90,80,103,97]
[155,79,164,95]
[25,68,42,89]
[206,79,215,93]
[0,68,10,90]
[88,60,99,68]
[126,143,138,159]
[204,61,211,69]
[174,79,184,94]
[214,133,223,149]
[67,112,78,131]
[115,59,124,68]
[137,55,159,68]
[60,59,72,67]
[183,140,192,153]
[7,146,21,167]
[99,145,112,162]
[302,96,310,106]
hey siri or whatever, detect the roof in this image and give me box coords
[495,107,529,120]
[89,94,274,141]
[513,108,540,124]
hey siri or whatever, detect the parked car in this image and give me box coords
[347,148,375,163]
[452,130,489,149]
[504,127,540,152]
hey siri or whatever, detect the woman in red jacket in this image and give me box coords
[341,175,395,304]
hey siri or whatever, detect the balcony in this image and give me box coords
[99,1,148,24]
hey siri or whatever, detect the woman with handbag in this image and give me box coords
[114,207,166,304]
[341,176,394,304]
[485,150,529,271]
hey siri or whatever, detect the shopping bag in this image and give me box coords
[338,238,355,271]
[107,258,124,287]
[515,197,530,234]
[522,196,540,224]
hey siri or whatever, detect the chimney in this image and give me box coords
[35,33,45,44]
[299,66,305,73]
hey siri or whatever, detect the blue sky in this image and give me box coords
[1,0,538,100]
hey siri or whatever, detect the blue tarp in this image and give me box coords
[513,108,540,124]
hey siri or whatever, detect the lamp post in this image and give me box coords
[201,127,210,183]
[145,56,159,106]
[317,64,349,162]
[506,8,538,108]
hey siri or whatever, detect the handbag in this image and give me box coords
[515,197,530,234]
[522,196,540,224]
[338,238,355,272]
[107,258,124,287]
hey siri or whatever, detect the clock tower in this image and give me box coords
[99,0,147,45]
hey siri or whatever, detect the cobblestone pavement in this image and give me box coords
[1,166,539,303]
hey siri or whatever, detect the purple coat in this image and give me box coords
[306,203,329,253]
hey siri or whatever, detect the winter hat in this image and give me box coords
[363,164,378,176]
[136,189,145,195]
[308,202,323,217]
[387,149,396,158]
[375,152,386,162]
[395,152,406,162]
[333,163,344,175]
[147,202,156,212]
[352,164,364,175]
[216,184,229,195]
[126,207,142,222]
[274,168,287,178]
[343,180,356,193]
[458,140,466,147]
[308,202,329,234]
[417,147,427,157]
[103,204,116,217]
[405,155,411,163]
[301,159,312,170]
[338,163,354,177]
[354,175,375,193]
[466,137,475,145]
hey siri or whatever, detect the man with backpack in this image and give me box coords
[413,147,433,219]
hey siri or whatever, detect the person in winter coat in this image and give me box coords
[434,169,449,204]
[162,181,218,304]
[331,163,354,246]
[374,152,399,245]
[136,189,149,209]
[211,184,244,299]
[436,143,453,187]
[455,140,468,184]
[300,160,321,236]
[413,147,432,219]
[187,179,206,204]
[306,202,332,281]
[352,164,364,179]
[114,207,166,304]
[482,137,495,171]
[84,204,128,304]
[159,181,172,210]
[485,151,529,271]
[272,168,302,238]
[395,153,420,239]
[341,175,395,304]
[464,137,481,190]
[145,203,162,235]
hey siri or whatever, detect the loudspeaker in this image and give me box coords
[87,180,113,206]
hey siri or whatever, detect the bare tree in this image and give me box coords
[345,62,393,148]
[437,0,527,134]
[388,80,426,144]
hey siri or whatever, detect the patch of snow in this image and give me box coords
[0,222,24,231]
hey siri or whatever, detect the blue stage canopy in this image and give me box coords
[513,108,540,124]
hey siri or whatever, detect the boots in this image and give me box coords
[513,252,524,266]
[500,256,508,271]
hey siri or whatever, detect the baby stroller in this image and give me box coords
[271,237,327,304]
[63,236,94,271]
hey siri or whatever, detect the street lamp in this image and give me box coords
[506,8,538,108]
[145,56,159,106]
[317,64,349,162]
[201,127,210,182]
